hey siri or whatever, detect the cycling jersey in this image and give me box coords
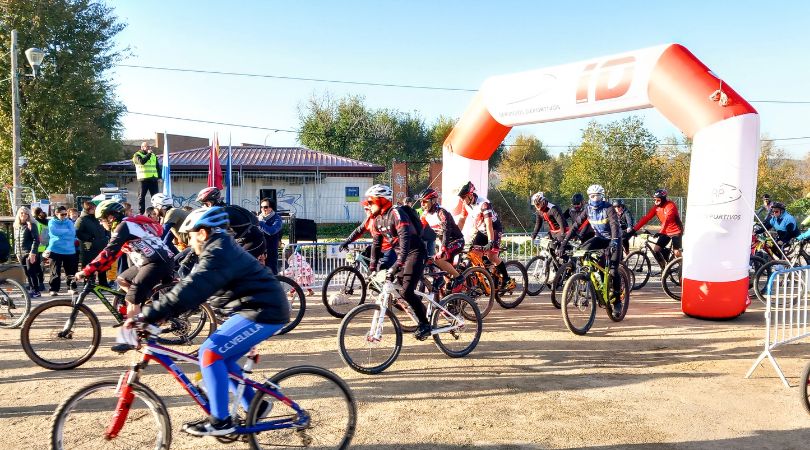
[634,200,683,236]
[370,206,422,269]
[420,206,464,248]
[344,215,393,251]
[617,208,635,230]
[565,201,620,241]
[766,211,799,241]
[531,202,568,240]
[564,207,595,241]
[460,194,503,234]
[82,216,173,276]
[223,205,266,258]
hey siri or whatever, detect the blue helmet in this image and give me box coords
[179,206,229,232]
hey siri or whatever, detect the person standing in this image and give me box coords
[132,141,161,214]
[75,201,110,287]
[13,207,41,297]
[258,198,283,274]
[612,199,635,255]
[33,207,49,291]
[44,206,79,296]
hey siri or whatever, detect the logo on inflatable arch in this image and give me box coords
[690,182,743,206]
[576,56,636,104]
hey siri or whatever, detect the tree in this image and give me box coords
[757,138,803,205]
[560,116,662,200]
[0,0,127,204]
[495,134,553,200]
[656,135,691,197]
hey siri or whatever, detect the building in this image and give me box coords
[98,145,385,223]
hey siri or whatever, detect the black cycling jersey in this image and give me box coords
[421,206,464,248]
[223,204,266,258]
[532,203,568,241]
[370,206,423,270]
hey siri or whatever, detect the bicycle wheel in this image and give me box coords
[661,257,683,301]
[337,304,403,374]
[496,261,528,309]
[431,294,482,358]
[550,261,575,309]
[624,250,651,290]
[606,266,631,322]
[754,259,789,306]
[747,256,767,300]
[277,275,306,334]
[800,360,810,416]
[0,278,31,328]
[20,299,101,370]
[51,379,171,450]
[321,266,367,318]
[561,273,597,336]
[247,365,356,450]
[459,266,495,319]
[525,255,550,296]
[156,303,216,346]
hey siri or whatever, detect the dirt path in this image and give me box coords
[1,289,809,449]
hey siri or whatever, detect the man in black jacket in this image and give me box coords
[75,201,109,287]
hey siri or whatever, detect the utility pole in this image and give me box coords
[10,29,22,214]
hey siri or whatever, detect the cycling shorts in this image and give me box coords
[438,238,464,261]
[472,231,503,251]
[118,261,174,305]
[656,234,682,251]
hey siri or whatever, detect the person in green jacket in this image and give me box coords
[132,141,161,214]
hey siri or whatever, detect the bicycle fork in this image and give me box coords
[105,369,138,440]
[59,295,86,338]
[367,305,389,343]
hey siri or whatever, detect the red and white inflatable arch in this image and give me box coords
[442,44,759,319]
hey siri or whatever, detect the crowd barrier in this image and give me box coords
[745,265,810,387]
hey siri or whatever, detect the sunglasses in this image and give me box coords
[261,205,270,209]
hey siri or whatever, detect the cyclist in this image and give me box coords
[560,184,623,308]
[765,201,799,245]
[151,193,180,254]
[127,206,290,436]
[632,189,684,268]
[418,188,465,291]
[612,199,635,255]
[338,200,397,270]
[455,181,515,292]
[564,192,595,242]
[530,191,568,243]
[196,187,267,262]
[366,184,431,340]
[75,200,174,322]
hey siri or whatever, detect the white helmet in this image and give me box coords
[586,184,606,196]
[365,184,393,200]
[531,191,547,206]
[151,193,173,208]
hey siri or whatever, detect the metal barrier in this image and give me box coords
[745,265,810,387]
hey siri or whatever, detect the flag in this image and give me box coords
[161,131,172,196]
[207,133,223,189]
[225,132,233,204]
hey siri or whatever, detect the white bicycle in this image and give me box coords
[337,271,483,375]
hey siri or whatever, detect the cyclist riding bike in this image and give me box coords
[530,191,568,243]
[197,187,267,262]
[455,181,515,292]
[151,193,180,254]
[564,192,595,242]
[75,200,174,323]
[125,206,290,436]
[418,188,465,290]
[632,189,684,268]
[338,199,397,270]
[612,199,635,255]
[765,201,800,246]
[366,184,431,340]
[560,184,623,301]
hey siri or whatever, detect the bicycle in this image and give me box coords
[20,280,216,370]
[210,274,306,335]
[337,271,482,374]
[560,247,631,335]
[525,237,558,297]
[752,240,810,305]
[799,359,810,416]
[662,255,766,302]
[50,324,356,449]
[623,229,675,290]
[0,264,31,329]
[462,245,528,309]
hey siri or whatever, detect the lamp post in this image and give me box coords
[10,29,45,214]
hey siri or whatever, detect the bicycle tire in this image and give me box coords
[277,275,306,334]
[754,259,790,306]
[459,266,495,319]
[525,255,550,296]
[0,278,31,328]
[606,266,631,322]
[337,303,403,374]
[661,257,683,302]
[321,265,367,318]
[431,294,482,358]
[495,261,528,309]
[51,378,171,450]
[550,261,575,309]
[247,365,357,450]
[20,299,101,370]
[624,250,651,290]
[561,273,597,335]
[800,360,810,416]
[156,303,217,345]
[746,255,767,300]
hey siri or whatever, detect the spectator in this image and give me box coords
[13,206,41,297]
[33,207,49,291]
[132,141,161,214]
[67,207,80,222]
[44,205,79,295]
[756,193,773,220]
[123,202,134,218]
[258,198,283,274]
[75,201,110,287]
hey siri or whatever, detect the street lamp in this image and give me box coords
[10,30,46,214]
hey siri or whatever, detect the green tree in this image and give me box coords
[757,138,803,205]
[496,134,552,200]
[0,0,127,204]
[656,135,692,197]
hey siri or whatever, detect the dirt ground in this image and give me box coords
[2,287,810,450]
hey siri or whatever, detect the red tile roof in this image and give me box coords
[99,146,385,173]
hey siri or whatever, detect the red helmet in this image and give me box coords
[419,188,439,201]
[196,187,222,204]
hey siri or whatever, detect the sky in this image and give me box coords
[111,1,810,158]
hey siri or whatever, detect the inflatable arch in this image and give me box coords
[442,44,759,319]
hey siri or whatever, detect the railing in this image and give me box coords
[745,265,810,387]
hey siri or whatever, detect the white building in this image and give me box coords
[98,145,385,223]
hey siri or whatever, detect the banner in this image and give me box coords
[207,133,223,189]
[161,131,172,196]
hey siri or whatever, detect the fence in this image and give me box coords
[745,265,810,387]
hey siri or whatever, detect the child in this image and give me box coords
[281,245,314,296]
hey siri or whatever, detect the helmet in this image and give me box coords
[365,184,393,200]
[571,193,584,205]
[419,188,439,201]
[179,206,230,233]
[612,199,625,207]
[151,193,173,209]
[196,187,222,204]
[771,201,786,211]
[653,189,668,199]
[95,199,125,220]
[531,191,547,206]
[587,184,606,196]
[455,181,475,198]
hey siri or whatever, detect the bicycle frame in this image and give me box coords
[573,250,612,307]
[61,283,126,336]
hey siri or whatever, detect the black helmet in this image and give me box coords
[95,199,125,220]
[763,193,771,200]
[455,181,475,198]
[571,193,584,205]
[771,201,786,211]
[612,199,624,207]
[653,189,668,199]
[419,188,439,201]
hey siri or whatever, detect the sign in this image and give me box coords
[345,187,360,202]
[392,162,408,205]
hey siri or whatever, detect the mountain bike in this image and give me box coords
[561,248,631,335]
[20,280,215,370]
[799,359,810,416]
[752,240,810,305]
[0,264,31,329]
[662,255,766,302]
[51,324,356,449]
[209,275,305,335]
[623,229,675,290]
[462,245,527,309]
[525,237,558,297]
[337,271,482,374]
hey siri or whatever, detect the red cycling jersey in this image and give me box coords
[634,200,684,236]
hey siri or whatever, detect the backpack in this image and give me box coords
[396,205,424,238]
[0,231,10,263]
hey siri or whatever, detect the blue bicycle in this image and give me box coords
[51,324,357,449]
